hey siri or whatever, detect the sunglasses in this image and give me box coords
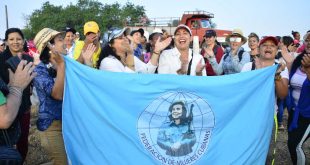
[230,37,242,42]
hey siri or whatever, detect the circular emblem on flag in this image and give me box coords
[137,91,215,165]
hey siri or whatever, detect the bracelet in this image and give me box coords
[8,86,23,97]
[275,74,282,81]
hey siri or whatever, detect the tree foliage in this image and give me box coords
[23,0,146,39]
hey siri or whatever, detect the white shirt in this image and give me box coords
[158,47,206,76]
[99,55,157,73]
[291,68,307,105]
[66,43,75,59]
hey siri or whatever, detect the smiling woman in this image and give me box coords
[0,28,34,163]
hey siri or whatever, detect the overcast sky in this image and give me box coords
[0,0,309,40]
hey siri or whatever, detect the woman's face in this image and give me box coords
[53,35,67,55]
[259,40,278,60]
[64,31,75,45]
[6,32,24,55]
[111,35,130,56]
[248,37,258,50]
[229,36,243,51]
[305,35,310,53]
[132,32,142,45]
[174,28,192,51]
[294,33,301,41]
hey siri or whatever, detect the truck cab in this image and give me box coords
[180,11,231,44]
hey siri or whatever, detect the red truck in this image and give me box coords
[129,10,232,44]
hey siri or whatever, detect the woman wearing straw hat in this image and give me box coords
[33,28,68,165]
[204,29,250,75]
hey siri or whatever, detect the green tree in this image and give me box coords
[23,0,146,39]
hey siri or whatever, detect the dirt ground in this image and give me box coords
[24,106,309,165]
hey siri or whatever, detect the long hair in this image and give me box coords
[96,39,121,69]
[291,51,306,75]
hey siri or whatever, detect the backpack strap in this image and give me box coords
[251,62,256,70]
[238,50,244,62]
[187,50,194,75]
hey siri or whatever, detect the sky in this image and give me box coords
[0,0,309,41]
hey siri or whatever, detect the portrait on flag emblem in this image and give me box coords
[137,91,215,165]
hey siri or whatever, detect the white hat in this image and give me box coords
[152,28,163,34]
[174,24,192,36]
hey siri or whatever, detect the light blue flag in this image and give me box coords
[63,57,277,165]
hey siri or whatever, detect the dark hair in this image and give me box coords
[65,27,76,34]
[5,28,25,41]
[291,31,299,37]
[96,39,120,69]
[291,51,306,77]
[23,40,29,52]
[145,43,151,53]
[248,32,259,42]
[168,101,187,124]
[40,39,55,64]
[281,36,294,47]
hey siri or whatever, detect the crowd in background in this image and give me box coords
[0,21,309,165]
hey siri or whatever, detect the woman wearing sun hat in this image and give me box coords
[33,28,68,165]
[204,29,250,75]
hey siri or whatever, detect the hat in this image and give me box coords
[102,27,130,46]
[259,36,279,46]
[83,21,100,35]
[226,29,247,44]
[152,28,163,34]
[65,27,76,34]
[130,28,144,36]
[34,28,64,54]
[174,24,192,36]
[204,29,217,37]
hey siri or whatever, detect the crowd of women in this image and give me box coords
[0,21,309,165]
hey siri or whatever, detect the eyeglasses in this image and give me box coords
[230,37,242,42]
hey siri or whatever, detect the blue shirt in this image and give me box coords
[33,62,62,131]
[133,44,143,58]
